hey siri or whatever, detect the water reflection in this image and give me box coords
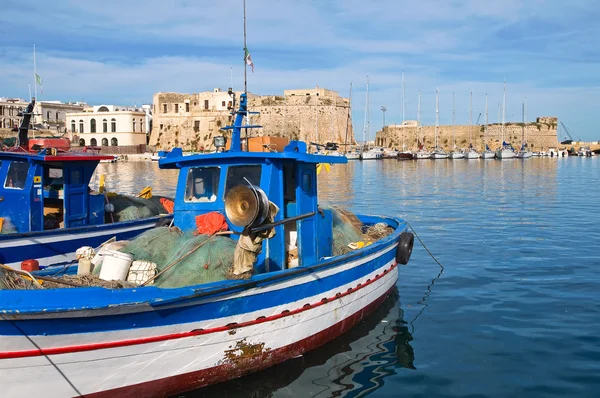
[188,290,415,398]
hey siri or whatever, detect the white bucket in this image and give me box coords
[99,250,133,281]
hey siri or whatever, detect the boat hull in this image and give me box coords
[465,151,480,159]
[495,149,515,159]
[0,215,172,269]
[0,215,405,397]
[449,152,464,159]
[413,151,431,159]
[481,151,495,159]
[514,151,533,158]
[397,152,413,160]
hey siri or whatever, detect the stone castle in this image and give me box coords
[149,87,354,151]
[375,117,559,151]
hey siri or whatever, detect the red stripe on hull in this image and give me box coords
[87,284,396,398]
[0,263,397,360]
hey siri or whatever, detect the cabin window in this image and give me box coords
[224,165,262,198]
[70,169,82,185]
[45,168,63,189]
[90,119,96,133]
[4,161,29,189]
[301,171,312,193]
[185,167,220,202]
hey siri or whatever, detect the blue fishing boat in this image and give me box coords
[0,87,414,396]
[0,99,172,268]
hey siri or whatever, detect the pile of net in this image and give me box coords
[106,194,172,222]
[93,227,237,288]
[41,275,137,289]
[325,205,394,256]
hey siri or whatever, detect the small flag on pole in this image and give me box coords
[35,73,43,94]
[244,48,254,72]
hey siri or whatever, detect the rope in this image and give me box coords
[406,221,444,270]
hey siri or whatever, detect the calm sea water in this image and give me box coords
[97,157,600,398]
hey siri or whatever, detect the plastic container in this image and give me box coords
[99,250,133,281]
[77,258,92,275]
[127,260,157,285]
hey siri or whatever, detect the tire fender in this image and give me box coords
[396,231,414,265]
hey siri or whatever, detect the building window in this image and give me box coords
[204,100,209,110]
[55,111,59,120]
[160,124,163,130]
[79,120,84,133]
[79,138,85,146]
[163,104,167,113]
[102,137,108,146]
[47,111,50,120]
[222,101,226,107]
[186,103,190,112]
[111,118,116,132]
[194,120,200,132]
[90,138,97,146]
[111,137,118,146]
[133,121,136,132]
[140,119,144,132]
[193,101,197,106]
[71,120,76,132]
[90,118,96,133]
[103,119,107,132]
[175,104,179,113]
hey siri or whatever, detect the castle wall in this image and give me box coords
[375,121,559,151]
[149,89,355,151]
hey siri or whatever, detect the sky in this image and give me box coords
[1,0,599,141]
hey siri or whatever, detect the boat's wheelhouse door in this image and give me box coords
[62,164,88,228]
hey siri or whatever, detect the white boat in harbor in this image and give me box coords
[481,95,494,159]
[449,92,464,159]
[413,90,430,159]
[430,89,448,159]
[495,82,515,159]
[465,91,480,159]
[345,151,361,160]
[514,98,532,159]
[361,147,384,160]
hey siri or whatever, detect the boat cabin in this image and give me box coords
[0,151,114,233]
[160,93,347,273]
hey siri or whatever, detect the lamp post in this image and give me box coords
[381,106,387,129]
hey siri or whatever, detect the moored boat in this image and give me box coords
[0,79,414,397]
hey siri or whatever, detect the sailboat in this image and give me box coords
[481,94,495,158]
[413,90,430,159]
[360,76,380,160]
[398,71,413,160]
[430,89,449,159]
[495,81,515,159]
[514,97,533,158]
[465,91,480,159]
[449,92,464,159]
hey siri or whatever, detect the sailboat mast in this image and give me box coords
[521,99,525,145]
[401,71,405,123]
[469,91,472,145]
[484,94,488,149]
[502,81,506,143]
[435,88,439,149]
[417,90,421,148]
[524,96,527,145]
[452,92,455,148]
[243,0,247,95]
[362,76,369,148]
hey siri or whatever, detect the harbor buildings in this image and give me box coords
[65,105,148,147]
[149,87,355,151]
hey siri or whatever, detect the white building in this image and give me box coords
[66,105,147,147]
[0,98,27,129]
[34,101,86,132]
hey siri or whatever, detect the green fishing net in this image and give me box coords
[106,195,170,222]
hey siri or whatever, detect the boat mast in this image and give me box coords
[401,71,405,123]
[469,91,472,148]
[452,92,455,149]
[243,0,248,149]
[417,90,421,149]
[362,76,369,149]
[435,88,439,149]
[524,96,527,147]
[502,81,506,144]
[485,94,488,146]
[521,98,525,147]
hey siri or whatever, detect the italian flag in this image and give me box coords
[245,48,254,72]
